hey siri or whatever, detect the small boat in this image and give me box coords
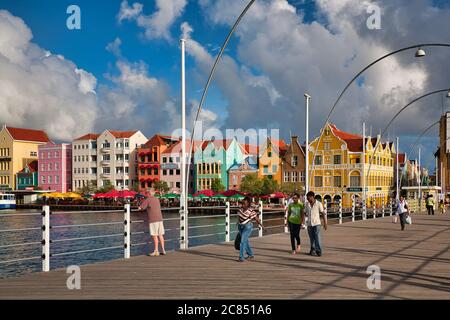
[0,193,16,209]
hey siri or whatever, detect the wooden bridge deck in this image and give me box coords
[0,214,449,299]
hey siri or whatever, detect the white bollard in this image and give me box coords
[124,203,131,259]
[373,200,376,219]
[352,197,355,222]
[339,199,343,224]
[259,200,263,237]
[390,200,393,216]
[42,205,50,272]
[362,199,367,220]
[382,203,385,217]
[225,201,230,242]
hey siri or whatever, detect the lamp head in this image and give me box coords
[415,48,426,58]
[447,90,450,98]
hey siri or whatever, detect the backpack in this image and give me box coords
[234,232,241,250]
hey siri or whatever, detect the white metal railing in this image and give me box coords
[1,198,383,275]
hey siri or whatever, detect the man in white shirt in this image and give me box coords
[396,194,410,231]
[304,191,328,257]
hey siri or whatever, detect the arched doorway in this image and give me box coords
[324,195,332,208]
[315,194,322,202]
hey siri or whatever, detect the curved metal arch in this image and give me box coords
[365,89,449,187]
[184,0,256,194]
[309,44,450,188]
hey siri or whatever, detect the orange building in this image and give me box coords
[137,134,178,191]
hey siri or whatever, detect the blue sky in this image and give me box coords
[1,0,449,171]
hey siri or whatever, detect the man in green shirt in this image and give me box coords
[426,194,435,215]
[287,192,305,254]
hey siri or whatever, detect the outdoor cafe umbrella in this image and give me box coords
[212,194,227,200]
[227,194,244,200]
[161,193,180,199]
[41,192,65,198]
[194,194,210,200]
[62,192,82,199]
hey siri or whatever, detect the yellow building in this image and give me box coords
[258,138,287,185]
[309,123,395,207]
[0,125,50,190]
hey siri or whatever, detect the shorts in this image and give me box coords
[149,221,165,236]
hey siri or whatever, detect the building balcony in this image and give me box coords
[101,147,111,153]
[100,173,111,179]
[101,160,110,166]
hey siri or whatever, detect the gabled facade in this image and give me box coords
[137,134,178,191]
[194,138,245,192]
[258,138,287,184]
[281,136,306,192]
[309,123,395,207]
[0,125,50,190]
[228,156,258,191]
[16,160,38,190]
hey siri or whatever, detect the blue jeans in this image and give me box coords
[307,225,322,255]
[238,223,254,260]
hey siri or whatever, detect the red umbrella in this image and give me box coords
[260,195,270,199]
[103,190,120,198]
[271,192,287,199]
[194,189,215,197]
[153,177,160,182]
[93,193,106,199]
[221,190,245,197]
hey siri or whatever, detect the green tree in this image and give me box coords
[78,181,97,195]
[240,173,263,195]
[211,178,225,193]
[261,176,279,195]
[153,180,170,194]
[280,182,303,195]
[96,180,114,193]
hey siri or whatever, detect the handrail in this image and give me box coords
[0,200,384,277]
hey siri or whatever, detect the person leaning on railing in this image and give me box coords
[138,188,166,256]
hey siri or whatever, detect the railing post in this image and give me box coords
[373,199,376,219]
[225,201,230,242]
[324,199,328,217]
[258,200,263,237]
[179,208,188,250]
[124,203,131,259]
[382,202,385,217]
[283,198,289,233]
[41,205,50,272]
[362,198,367,220]
[351,197,355,222]
[390,199,393,216]
[338,199,343,224]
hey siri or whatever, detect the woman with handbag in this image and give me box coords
[236,196,265,262]
[396,194,410,231]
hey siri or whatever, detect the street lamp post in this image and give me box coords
[180,38,188,250]
[304,93,311,200]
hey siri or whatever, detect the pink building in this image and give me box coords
[38,143,72,192]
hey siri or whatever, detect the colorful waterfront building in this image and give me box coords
[228,156,259,191]
[258,137,287,185]
[137,134,178,191]
[281,136,306,193]
[38,142,72,192]
[16,160,38,190]
[160,139,195,194]
[194,138,246,192]
[72,130,148,191]
[0,125,50,190]
[308,123,395,207]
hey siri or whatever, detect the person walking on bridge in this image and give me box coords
[396,194,410,231]
[287,192,304,254]
[138,188,166,256]
[304,191,328,257]
[237,196,264,262]
[426,194,435,215]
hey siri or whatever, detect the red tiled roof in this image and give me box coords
[6,126,50,143]
[109,130,138,138]
[74,133,100,141]
[329,124,362,140]
[398,153,406,164]
[19,160,38,173]
[142,134,178,148]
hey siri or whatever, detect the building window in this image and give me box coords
[102,154,110,161]
[324,142,331,151]
[300,171,305,182]
[48,176,52,184]
[41,176,45,183]
[292,172,298,182]
[176,182,181,188]
[291,156,298,167]
[314,176,323,187]
[314,156,322,165]
[268,151,272,157]
[284,171,290,182]
[263,165,269,174]
[55,176,59,184]
[272,165,277,172]
[103,167,110,174]
[334,176,342,187]
[350,175,361,187]
[334,155,342,165]
[48,163,52,171]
